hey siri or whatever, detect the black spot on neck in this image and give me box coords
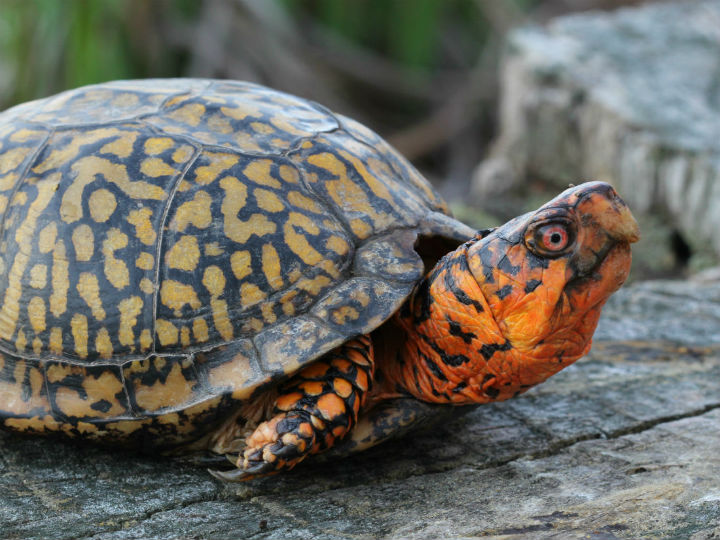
[478,245,496,284]
[419,332,471,367]
[479,341,512,360]
[440,353,470,367]
[527,252,549,270]
[413,366,423,395]
[446,316,476,344]
[524,279,542,293]
[443,252,484,313]
[418,348,448,381]
[497,254,521,276]
[496,285,513,300]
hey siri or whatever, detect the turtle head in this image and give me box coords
[382,181,638,405]
[465,181,639,385]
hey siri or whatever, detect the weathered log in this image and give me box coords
[1,279,719,539]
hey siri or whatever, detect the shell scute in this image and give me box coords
[253,315,344,377]
[337,114,449,214]
[0,125,198,361]
[45,360,131,420]
[15,83,181,126]
[0,354,50,421]
[290,132,434,242]
[123,355,205,415]
[194,339,262,401]
[146,81,338,154]
[310,276,415,336]
[353,230,424,283]
[158,150,353,351]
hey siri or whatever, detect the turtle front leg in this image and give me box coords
[211,335,374,481]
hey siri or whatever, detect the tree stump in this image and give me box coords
[473,0,720,260]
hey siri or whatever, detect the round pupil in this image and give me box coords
[539,225,569,251]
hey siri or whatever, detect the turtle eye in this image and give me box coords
[526,219,575,257]
[540,225,569,251]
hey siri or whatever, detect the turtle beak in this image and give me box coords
[555,182,639,278]
[574,182,640,244]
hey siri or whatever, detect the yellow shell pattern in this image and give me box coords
[0,79,458,446]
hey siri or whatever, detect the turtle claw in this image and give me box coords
[243,459,277,476]
[210,437,306,482]
[270,440,303,460]
[209,459,277,482]
[208,467,251,482]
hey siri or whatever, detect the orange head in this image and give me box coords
[386,181,639,404]
[466,181,639,390]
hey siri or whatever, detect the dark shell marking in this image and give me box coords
[0,79,466,445]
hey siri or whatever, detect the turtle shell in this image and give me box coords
[0,79,473,446]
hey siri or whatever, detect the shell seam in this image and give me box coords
[0,127,54,255]
[282,131,359,244]
[337,115,442,212]
[150,145,204,354]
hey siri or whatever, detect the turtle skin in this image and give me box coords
[0,79,474,448]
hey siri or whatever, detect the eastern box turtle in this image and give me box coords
[0,79,639,480]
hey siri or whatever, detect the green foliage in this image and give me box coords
[0,0,537,107]
[281,0,502,70]
[1,0,129,105]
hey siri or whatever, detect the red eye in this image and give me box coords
[541,225,569,251]
[525,219,575,257]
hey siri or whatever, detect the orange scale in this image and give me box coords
[298,381,324,396]
[281,432,303,449]
[309,414,325,430]
[345,348,371,366]
[316,393,346,421]
[332,377,353,399]
[275,392,304,411]
[353,369,370,392]
[299,361,330,379]
[297,421,314,438]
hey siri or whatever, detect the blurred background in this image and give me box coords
[1,0,715,281]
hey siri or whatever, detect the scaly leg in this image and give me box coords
[211,335,374,481]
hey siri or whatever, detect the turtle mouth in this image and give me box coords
[570,234,622,280]
[565,239,633,310]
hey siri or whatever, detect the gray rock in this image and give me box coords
[595,279,720,344]
[1,280,720,539]
[474,0,720,257]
